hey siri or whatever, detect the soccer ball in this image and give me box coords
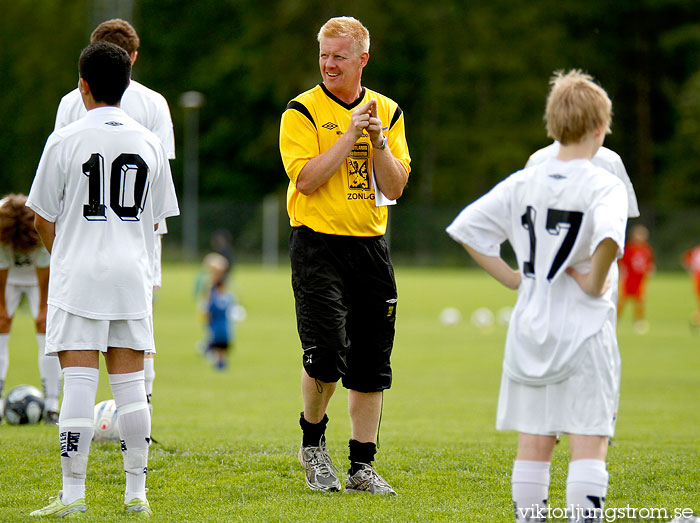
[439,307,462,326]
[3,384,45,425]
[232,304,247,323]
[497,306,513,326]
[93,399,120,442]
[667,516,700,522]
[471,307,495,330]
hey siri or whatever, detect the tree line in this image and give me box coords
[2,0,700,214]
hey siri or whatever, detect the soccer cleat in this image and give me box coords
[125,497,152,517]
[344,463,397,495]
[298,436,341,492]
[30,492,87,518]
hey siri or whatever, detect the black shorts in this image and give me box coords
[289,226,397,392]
[209,341,230,351]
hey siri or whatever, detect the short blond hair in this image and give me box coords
[545,70,612,145]
[317,16,370,56]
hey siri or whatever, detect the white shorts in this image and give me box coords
[5,283,39,318]
[45,306,155,356]
[496,321,621,437]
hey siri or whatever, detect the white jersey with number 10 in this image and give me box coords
[27,106,179,321]
[446,158,628,385]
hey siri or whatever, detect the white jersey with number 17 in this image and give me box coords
[27,106,180,320]
[447,158,628,385]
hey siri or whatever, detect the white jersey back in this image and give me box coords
[27,107,179,320]
[55,80,175,160]
[447,158,628,385]
[526,142,639,218]
[0,245,50,286]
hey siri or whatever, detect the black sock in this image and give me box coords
[299,412,329,447]
[348,439,376,474]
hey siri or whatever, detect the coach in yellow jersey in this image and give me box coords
[279,16,410,495]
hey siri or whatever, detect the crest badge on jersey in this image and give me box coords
[347,143,370,191]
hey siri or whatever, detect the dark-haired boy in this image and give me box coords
[28,41,179,518]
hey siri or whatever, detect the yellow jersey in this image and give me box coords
[280,84,410,236]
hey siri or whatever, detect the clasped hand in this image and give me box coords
[348,100,384,147]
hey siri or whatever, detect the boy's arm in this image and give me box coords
[0,269,9,332]
[566,238,619,297]
[34,215,56,254]
[464,244,521,290]
[34,266,49,333]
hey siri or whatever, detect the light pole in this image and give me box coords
[179,91,205,260]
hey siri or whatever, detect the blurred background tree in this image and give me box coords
[1,0,699,265]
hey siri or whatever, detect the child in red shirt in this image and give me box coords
[618,224,654,333]
[681,244,700,328]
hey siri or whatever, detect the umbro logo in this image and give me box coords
[105,121,123,126]
[548,174,566,180]
[322,122,338,130]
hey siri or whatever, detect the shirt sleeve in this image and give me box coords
[279,102,319,185]
[446,178,511,257]
[151,95,176,160]
[151,143,180,224]
[33,246,50,268]
[589,179,628,258]
[0,244,12,270]
[54,96,70,130]
[54,90,84,130]
[608,156,639,219]
[26,134,65,223]
[386,105,411,176]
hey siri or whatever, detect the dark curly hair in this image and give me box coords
[0,193,41,254]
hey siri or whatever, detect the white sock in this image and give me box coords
[0,334,10,392]
[512,460,550,522]
[37,334,62,413]
[59,366,99,504]
[144,356,155,399]
[109,371,150,503]
[567,459,608,523]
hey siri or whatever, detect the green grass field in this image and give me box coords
[2,264,699,522]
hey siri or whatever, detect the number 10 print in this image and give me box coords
[82,153,149,221]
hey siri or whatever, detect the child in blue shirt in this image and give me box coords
[203,253,236,370]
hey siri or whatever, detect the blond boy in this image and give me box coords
[447,70,628,522]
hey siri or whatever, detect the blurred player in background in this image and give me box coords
[0,194,61,423]
[28,41,179,518]
[54,18,176,414]
[447,70,627,523]
[280,16,410,495]
[617,224,654,334]
[202,253,236,370]
[681,243,700,328]
[211,229,235,275]
[526,141,639,220]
